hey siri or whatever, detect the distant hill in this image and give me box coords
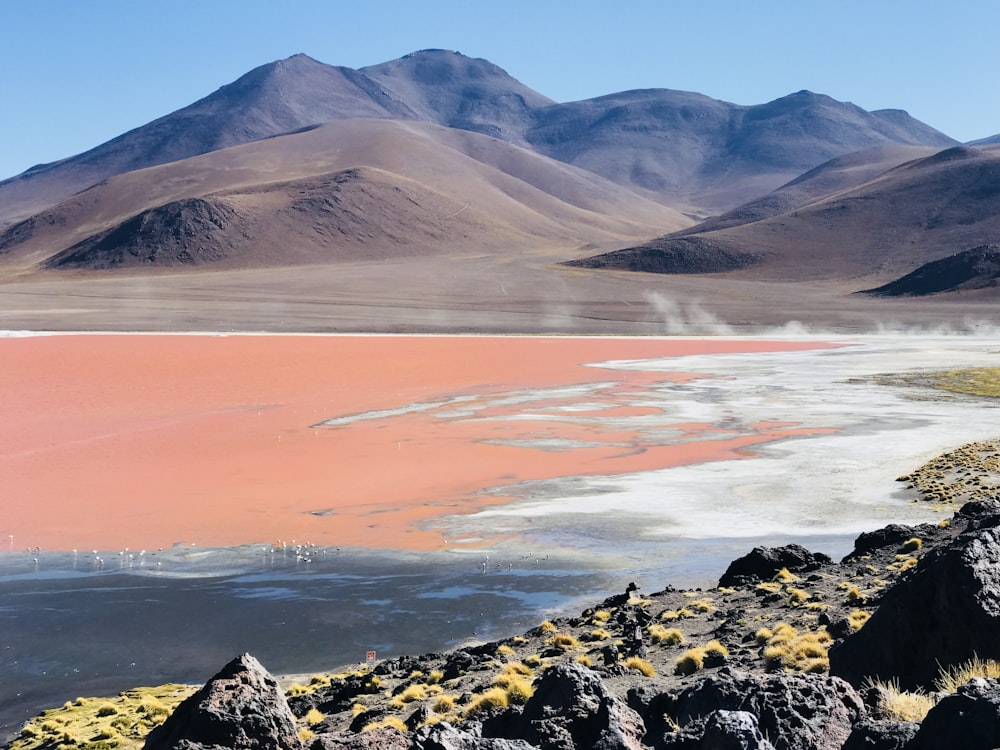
[859,245,1000,296]
[570,144,1000,288]
[528,90,954,212]
[0,119,688,273]
[0,50,957,227]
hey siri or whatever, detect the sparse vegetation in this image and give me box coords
[865,678,935,722]
[936,655,1000,694]
[431,695,457,714]
[11,685,196,750]
[464,687,510,717]
[760,623,830,673]
[362,716,408,733]
[648,624,685,645]
[847,610,871,630]
[623,656,655,677]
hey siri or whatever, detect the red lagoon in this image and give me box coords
[0,335,836,552]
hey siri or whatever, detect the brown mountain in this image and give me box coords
[570,144,1000,290]
[0,51,956,227]
[0,119,688,274]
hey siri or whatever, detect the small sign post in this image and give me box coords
[365,650,377,665]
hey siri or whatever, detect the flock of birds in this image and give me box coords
[4,533,551,577]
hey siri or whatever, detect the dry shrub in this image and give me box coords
[464,687,510,718]
[865,678,935,722]
[624,656,655,677]
[648,624,685,645]
[936,655,1000,694]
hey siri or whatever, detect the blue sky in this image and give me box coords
[1,0,997,180]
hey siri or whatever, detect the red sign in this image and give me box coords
[365,650,377,665]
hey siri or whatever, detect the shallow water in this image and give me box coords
[4,333,1000,741]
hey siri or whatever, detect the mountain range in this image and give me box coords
[0,49,997,332]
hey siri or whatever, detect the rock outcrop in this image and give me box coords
[717,545,832,588]
[909,678,1000,750]
[143,653,302,750]
[658,668,864,750]
[484,662,646,750]
[830,517,1000,689]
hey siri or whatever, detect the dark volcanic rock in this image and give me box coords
[829,526,1000,690]
[310,726,409,750]
[484,663,645,750]
[412,722,538,750]
[717,545,833,588]
[840,719,918,750]
[143,652,302,750]
[843,524,921,561]
[859,244,1000,297]
[46,198,245,270]
[663,668,864,750]
[563,237,763,276]
[910,678,1000,749]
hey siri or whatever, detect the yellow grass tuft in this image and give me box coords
[760,623,830,673]
[389,683,428,708]
[787,588,810,606]
[590,609,612,623]
[362,716,408,733]
[304,708,325,726]
[538,620,558,634]
[660,607,694,621]
[623,656,655,677]
[848,610,871,631]
[689,598,715,613]
[900,537,923,552]
[464,687,510,718]
[549,633,581,650]
[675,648,706,676]
[426,670,444,685]
[648,624,685,645]
[774,567,801,583]
[575,655,593,667]
[936,655,1000,694]
[431,694,457,714]
[584,628,612,642]
[865,678,935,722]
[497,644,515,657]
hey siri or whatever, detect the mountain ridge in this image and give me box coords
[0,49,957,226]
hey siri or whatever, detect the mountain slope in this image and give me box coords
[360,49,554,143]
[0,54,418,225]
[528,89,956,211]
[0,119,689,273]
[0,51,958,228]
[569,144,1000,286]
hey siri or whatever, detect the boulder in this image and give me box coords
[839,719,918,750]
[717,545,831,588]
[308,726,409,750]
[699,710,775,750]
[661,668,864,750]
[483,662,646,750]
[910,678,1000,750]
[143,653,302,750]
[412,721,538,750]
[829,526,1000,690]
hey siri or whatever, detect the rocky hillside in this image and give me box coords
[571,144,1000,288]
[12,440,1000,750]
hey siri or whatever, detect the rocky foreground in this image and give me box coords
[16,482,1000,750]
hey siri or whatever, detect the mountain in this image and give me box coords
[969,134,1000,145]
[527,90,956,212]
[359,49,554,143]
[570,144,1000,287]
[0,51,957,227]
[0,119,688,273]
